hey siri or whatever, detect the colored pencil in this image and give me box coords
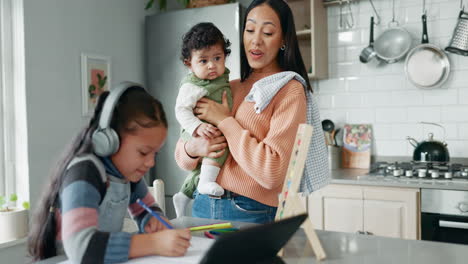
[136,199,173,229]
[189,222,233,231]
[204,231,215,239]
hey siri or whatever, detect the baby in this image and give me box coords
[172,22,232,218]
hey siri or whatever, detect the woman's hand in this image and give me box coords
[144,215,170,233]
[185,133,227,159]
[195,91,231,126]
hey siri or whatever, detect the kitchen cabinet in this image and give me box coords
[308,184,420,240]
[288,0,328,79]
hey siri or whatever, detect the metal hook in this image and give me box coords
[392,0,396,23]
[423,0,427,15]
[461,0,465,11]
[369,0,381,25]
[345,0,355,28]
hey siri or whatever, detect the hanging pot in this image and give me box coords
[374,0,412,63]
[406,122,450,163]
[405,13,451,89]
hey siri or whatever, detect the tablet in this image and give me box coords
[199,213,308,264]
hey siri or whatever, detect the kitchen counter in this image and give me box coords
[35,216,468,264]
[330,168,468,191]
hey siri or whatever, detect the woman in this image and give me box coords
[175,0,312,224]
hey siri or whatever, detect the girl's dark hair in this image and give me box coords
[240,0,312,92]
[180,22,231,62]
[27,87,167,261]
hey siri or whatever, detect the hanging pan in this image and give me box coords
[374,0,412,63]
[405,13,451,89]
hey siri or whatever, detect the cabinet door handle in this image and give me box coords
[439,220,468,230]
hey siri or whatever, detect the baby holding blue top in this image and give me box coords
[172,22,233,218]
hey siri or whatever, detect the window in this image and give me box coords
[0,0,29,202]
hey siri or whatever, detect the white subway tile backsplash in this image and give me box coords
[373,124,393,140]
[347,108,375,123]
[423,88,458,105]
[320,1,468,157]
[375,140,408,156]
[375,75,406,90]
[391,91,424,106]
[459,124,468,140]
[441,106,468,122]
[334,93,362,108]
[407,106,442,123]
[375,108,407,123]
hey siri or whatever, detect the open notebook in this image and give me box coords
[58,236,214,264]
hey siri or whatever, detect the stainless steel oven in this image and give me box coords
[421,189,468,245]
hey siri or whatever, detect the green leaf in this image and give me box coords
[145,0,154,10]
[10,193,17,202]
[97,73,102,81]
[22,201,30,210]
[0,196,5,208]
[159,0,167,10]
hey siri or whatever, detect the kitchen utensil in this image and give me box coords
[374,0,412,63]
[322,119,335,146]
[445,0,468,56]
[359,17,377,63]
[405,10,451,89]
[406,122,450,163]
[321,119,335,133]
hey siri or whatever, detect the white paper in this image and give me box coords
[58,236,214,264]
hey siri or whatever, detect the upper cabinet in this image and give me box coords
[289,0,328,80]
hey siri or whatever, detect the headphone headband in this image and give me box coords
[98,81,144,130]
[92,81,145,157]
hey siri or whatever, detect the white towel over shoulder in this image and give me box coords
[244,71,330,194]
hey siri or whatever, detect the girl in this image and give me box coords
[28,83,191,263]
[174,0,328,224]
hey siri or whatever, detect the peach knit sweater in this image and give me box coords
[175,72,306,207]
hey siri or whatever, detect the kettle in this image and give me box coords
[406,122,450,163]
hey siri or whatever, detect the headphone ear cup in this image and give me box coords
[92,128,120,157]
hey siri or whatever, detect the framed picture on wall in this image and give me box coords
[81,53,111,116]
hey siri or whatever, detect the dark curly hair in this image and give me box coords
[181,22,231,63]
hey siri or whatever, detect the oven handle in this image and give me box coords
[439,220,468,230]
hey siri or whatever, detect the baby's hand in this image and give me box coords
[195,123,218,139]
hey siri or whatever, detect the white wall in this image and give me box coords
[316,0,468,158]
[0,0,150,261]
[24,0,151,206]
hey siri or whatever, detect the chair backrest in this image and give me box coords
[149,179,165,214]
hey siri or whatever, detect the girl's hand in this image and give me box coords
[185,133,227,159]
[144,215,170,233]
[151,229,191,257]
[195,91,230,126]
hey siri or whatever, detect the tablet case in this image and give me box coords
[199,213,308,264]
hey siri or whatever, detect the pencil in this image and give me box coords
[136,199,173,229]
[189,222,233,231]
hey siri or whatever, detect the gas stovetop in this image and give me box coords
[357,161,468,186]
[369,161,468,179]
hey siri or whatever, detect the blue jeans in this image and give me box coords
[191,191,277,224]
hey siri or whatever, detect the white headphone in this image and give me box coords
[92,81,145,157]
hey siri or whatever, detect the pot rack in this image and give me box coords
[323,0,359,6]
[323,0,381,25]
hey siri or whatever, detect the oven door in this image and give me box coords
[421,212,468,245]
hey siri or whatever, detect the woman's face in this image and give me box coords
[243,4,283,73]
[111,122,167,183]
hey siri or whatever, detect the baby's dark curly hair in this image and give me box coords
[181,22,231,63]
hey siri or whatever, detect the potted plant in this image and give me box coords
[0,194,30,243]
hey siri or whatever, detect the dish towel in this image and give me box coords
[245,71,330,194]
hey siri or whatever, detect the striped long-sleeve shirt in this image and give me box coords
[56,157,162,263]
[175,71,307,207]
